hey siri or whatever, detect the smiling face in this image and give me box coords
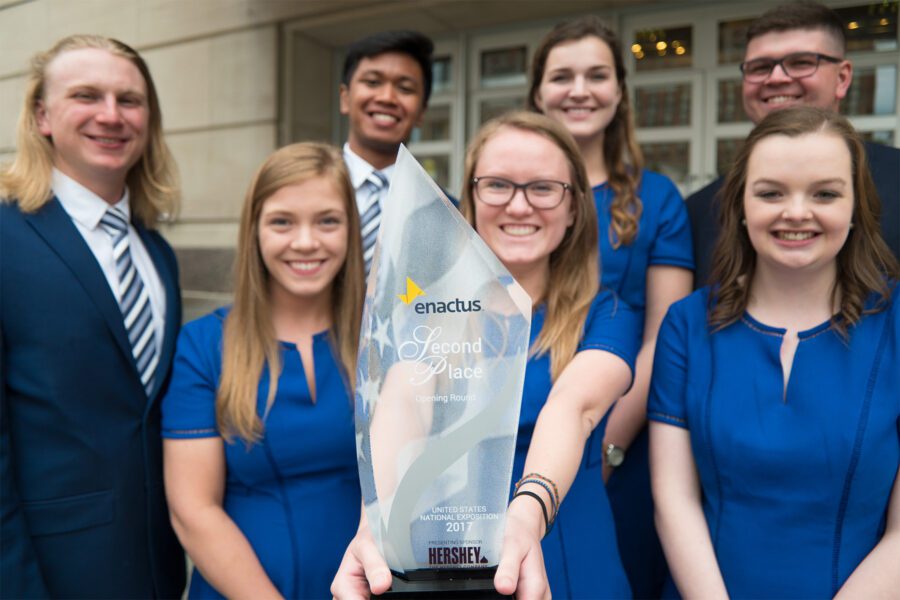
[258,176,349,309]
[340,51,426,167]
[473,127,575,282]
[742,28,851,124]
[36,47,149,202]
[743,131,853,281]
[533,36,622,146]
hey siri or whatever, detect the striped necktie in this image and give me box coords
[360,170,388,274]
[99,207,158,395]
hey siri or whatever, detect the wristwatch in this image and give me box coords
[604,443,626,468]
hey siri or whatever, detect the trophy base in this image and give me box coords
[376,567,512,599]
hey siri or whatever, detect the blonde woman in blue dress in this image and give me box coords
[162,143,365,599]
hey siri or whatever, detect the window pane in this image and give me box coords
[716,138,744,176]
[719,5,899,57]
[642,141,690,183]
[841,65,897,116]
[410,104,451,143]
[432,56,453,93]
[418,154,450,189]
[634,83,692,127]
[479,96,525,125]
[718,18,755,64]
[837,2,899,52]
[480,46,528,87]
[632,25,693,71]
[717,79,751,123]
[860,130,896,145]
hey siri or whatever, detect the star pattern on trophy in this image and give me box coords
[372,314,393,356]
[357,372,381,416]
[356,430,366,464]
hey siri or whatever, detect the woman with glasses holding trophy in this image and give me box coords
[464,111,641,599]
[527,16,695,597]
[649,107,900,598]
[333,110,639,599]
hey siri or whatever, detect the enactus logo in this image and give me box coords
[398,277,482,314]
[396,277,486,385]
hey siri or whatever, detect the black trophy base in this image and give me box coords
[375,567,512,599]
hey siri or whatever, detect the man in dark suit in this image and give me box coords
[0,35,185,598]
[687,1,900,287]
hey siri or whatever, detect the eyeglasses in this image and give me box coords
[472,176,571,210]
[740,52,843,82]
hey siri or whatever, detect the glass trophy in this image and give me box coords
[355,146,531,597]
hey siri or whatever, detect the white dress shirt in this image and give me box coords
[52,169,166,358]
[342,143,396,213]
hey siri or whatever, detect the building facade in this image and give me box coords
[1,0,897,319]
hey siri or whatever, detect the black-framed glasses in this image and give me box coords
[472,176,571,210]
[740,52,843,82]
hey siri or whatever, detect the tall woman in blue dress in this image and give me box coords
[464,111,641,599]
[649,107,900,598]
[528,17,694,596]
[162,143,365,599]
[331,111,639,600]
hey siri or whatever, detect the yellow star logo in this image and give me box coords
[398,277,425,304]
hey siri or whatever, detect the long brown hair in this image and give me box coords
[219,143,364,443]
[528,16,643,249]
[0,34,179,227]
[709,106,898,336]
[460,111,598,381]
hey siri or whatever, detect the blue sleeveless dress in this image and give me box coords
[162,308,360,599]
[511,290,640,599]
[649,286,900,597]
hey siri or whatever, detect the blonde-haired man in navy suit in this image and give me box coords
[0,35,185,598]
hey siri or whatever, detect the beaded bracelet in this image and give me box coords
[512,490,550,537]
[516,478,558,520]
[516,472,560,515]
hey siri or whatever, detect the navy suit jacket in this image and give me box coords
[0,198,186,598]
[687,141,900,287]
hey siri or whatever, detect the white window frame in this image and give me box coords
[622,7,719,194]
[407,37,466,195]
[466,26,550,138]
[843,52,900,142]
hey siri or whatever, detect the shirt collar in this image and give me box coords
[342,143,396,190]
[52,168,131,230]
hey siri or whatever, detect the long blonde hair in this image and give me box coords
[218,143,364,443]
[528,16,644,249]
[0,34,179,227]
[460,111,598,381]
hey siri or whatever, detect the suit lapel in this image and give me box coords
[24,198,142,385]
[136,225,179,405]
